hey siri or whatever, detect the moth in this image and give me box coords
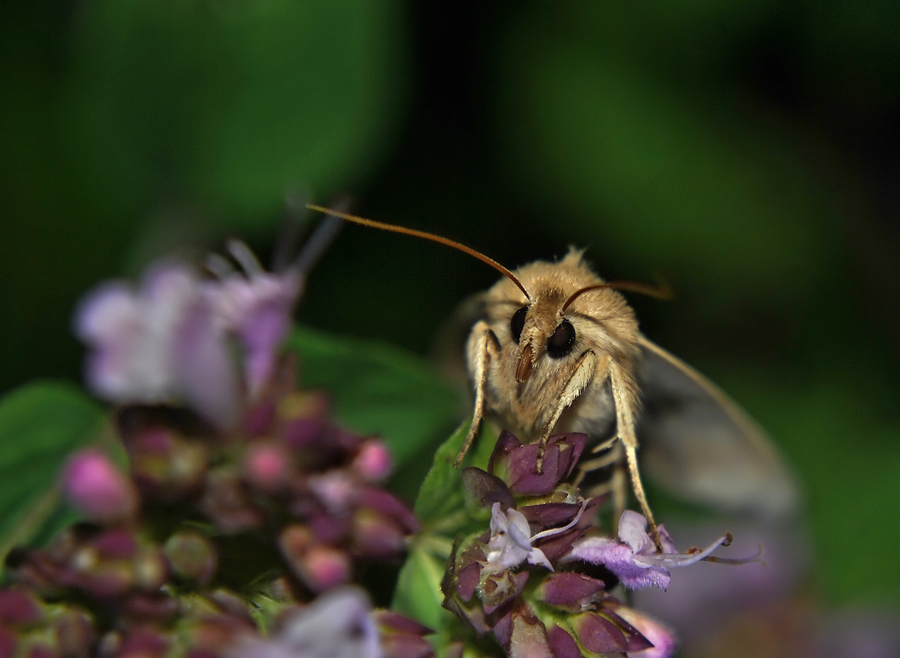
[307,205,799,546]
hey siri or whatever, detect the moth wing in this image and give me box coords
[636,336,800,519]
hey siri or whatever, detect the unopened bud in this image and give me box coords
[374,611,434,658]
[133,547,168,591]
[0,589,42,625]
[243,443,290,493]
[352,440,392,483]
[52,607,96,658]
[309,471,357,514]
[278,524,313,565]
[62,450,137,524]
[298,546,351,592]
[164,531,217,585]
[128,430,208,503]
[0,627,16,658]
[351,510,406,560]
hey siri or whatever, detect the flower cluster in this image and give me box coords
[441,431,751,657]
[0,240,432,658]
[2,375,430,658]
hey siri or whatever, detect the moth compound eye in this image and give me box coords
[510,306,528,344]
[547,320,576,357]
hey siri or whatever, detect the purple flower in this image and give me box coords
[75,262,239,426]
[483,503,554,574]
[206,241,302,398]
[565,511,737,590]
[483,501,589,575]
[75,244,302,426]
[615,606,677,658]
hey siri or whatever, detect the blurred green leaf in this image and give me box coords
[496,10,836,300]
[288,325,462,468]
[66,0,408,224]
[0,382,103,563]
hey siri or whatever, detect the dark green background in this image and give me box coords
[2,0,898,621]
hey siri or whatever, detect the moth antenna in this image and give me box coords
[306,204,532,301]
[561,281,673,313]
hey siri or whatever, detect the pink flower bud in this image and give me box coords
[309,471,357,514]
[352,440,392,482]
[298,546,351,592]
[0,589,42,625]
[243,443,290,493]
[63,450,137,523]
[0,627,16,658]
[351,510,406,560]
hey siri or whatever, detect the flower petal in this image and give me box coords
[565,537,672,590]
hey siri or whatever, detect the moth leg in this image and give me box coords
[590,436,619,454]
[574,438,623,495]
[455,321,500,467]
[578,439,623,474]
[610,459,628,529]
[535,350,608,471]
[609,361,662,550]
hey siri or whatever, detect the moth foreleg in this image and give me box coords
[577,439,623,473]
[535,350,608,470]
[455,321,500,467]
[609,361,662,550]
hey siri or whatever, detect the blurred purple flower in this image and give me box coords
[230,587,381,658]
[75,265,211,400]
[75,263,239,426]
[207,241,302,397]
[615,606,677,658]
[565,511,737,590]
[75,244,302,426]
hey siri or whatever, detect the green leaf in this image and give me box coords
[0,382,104,562]
[391,545,447,630]
[413,422,470,527]
[288,325,462,468]
[414,421,497,529]
[394,422,499,648]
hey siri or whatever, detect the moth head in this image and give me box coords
[506,250,669,384]
[510,290,578,383]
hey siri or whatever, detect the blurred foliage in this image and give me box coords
[289,324,461,468]
[0,383,103,563]
[2,0,899,626]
